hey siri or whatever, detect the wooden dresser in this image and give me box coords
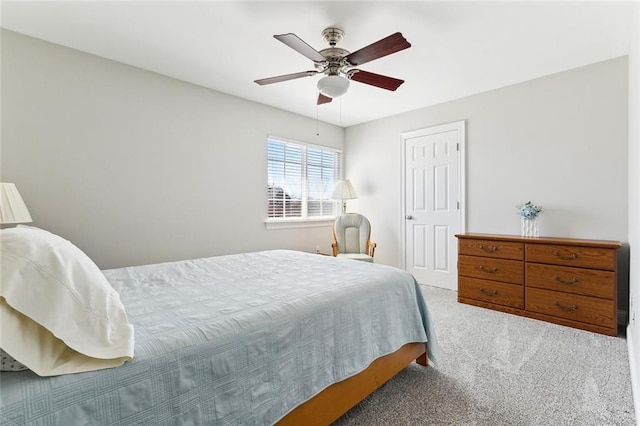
[456,233,621,336]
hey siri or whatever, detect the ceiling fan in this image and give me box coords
[254,27,411,105]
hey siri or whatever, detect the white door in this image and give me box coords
[402,121,465,290]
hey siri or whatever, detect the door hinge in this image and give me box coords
[457,201,460,210]
[456,143,459,151]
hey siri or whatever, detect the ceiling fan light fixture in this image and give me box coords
[317,75,349,98]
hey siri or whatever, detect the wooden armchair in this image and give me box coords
[331,213,377,262]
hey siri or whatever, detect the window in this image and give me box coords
[267,136,341,222]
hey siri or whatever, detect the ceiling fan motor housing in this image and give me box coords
[316,47,350,74]
[317,28,350,76]
[321,27,344,46]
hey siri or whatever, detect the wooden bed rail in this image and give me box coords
[277,342,428,425]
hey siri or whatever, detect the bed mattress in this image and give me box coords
[0,250,439,425]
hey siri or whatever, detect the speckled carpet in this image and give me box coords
[334,285,635,425]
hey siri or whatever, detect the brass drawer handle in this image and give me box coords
[479,265,498,273]
[554,275,579,285]
[554,301,578,312]
[479,244,498,253]
[480,288,498,296]
[554,251,579,261]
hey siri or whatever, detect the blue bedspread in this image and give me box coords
[0,250,439,425]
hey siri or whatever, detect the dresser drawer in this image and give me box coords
[525,244,616,271]
[458,255,524,285]
[459,276,524,309]
[525,288,615,327]
[458,239,524,260]
[526,264,615,299]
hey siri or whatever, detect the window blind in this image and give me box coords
[267,137,341,220]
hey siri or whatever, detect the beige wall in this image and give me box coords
[0,30,344,269]
[345,57,628,267]
[2,31,629,269]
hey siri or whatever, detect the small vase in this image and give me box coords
[521,218,538,237]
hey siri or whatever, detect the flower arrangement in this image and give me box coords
[517,201,542,220]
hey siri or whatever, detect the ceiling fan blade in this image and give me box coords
[317,93,333,105]
[274,33,327,63]
[254,70,318,85]
[349,70,405,91]
[346,32,411,66]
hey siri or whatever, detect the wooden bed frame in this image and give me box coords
[277,342,428,425]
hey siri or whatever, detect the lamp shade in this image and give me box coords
[331,179,358,200]
[0,182,33,224]
[317,75,350,98]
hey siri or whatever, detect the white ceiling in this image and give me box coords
[0,1,634,127]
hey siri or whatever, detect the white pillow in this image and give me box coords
[0,226,134,376]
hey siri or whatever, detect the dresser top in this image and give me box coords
[455,233,621,249]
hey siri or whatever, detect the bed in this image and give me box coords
[0,226,440,425]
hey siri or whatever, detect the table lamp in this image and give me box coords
[0,182,33,226]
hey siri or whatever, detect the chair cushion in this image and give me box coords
[336,253,374,262]
[333,213,371,255]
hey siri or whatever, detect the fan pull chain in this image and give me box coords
[316,101,320,136]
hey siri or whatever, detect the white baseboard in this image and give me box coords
[627,325,640,425]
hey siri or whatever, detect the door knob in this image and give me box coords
[406,215,414,220]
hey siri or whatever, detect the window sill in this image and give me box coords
[265,218,336,230]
